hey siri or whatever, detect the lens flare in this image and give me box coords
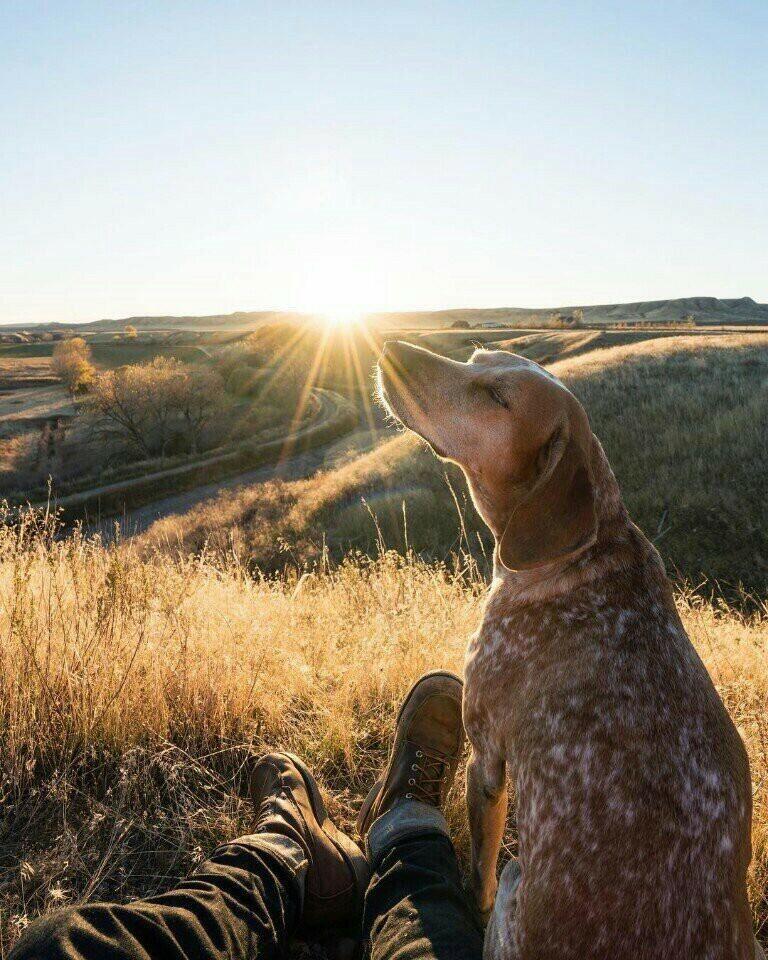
[319,310,363,329]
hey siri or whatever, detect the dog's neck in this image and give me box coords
[490,436,635,605]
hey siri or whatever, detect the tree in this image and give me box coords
[85,358,225,461]
[52,337,95,394]
[124,324,138,339]
[167,363,223,454]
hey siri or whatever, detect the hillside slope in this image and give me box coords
[140,333,768,598]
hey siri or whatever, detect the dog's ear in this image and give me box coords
[499,424,597,571]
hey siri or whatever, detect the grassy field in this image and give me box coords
[0,334,326,502]
[141,332,768,601]
[0,384,74,427]
[0,342,207,367]
[1,326,766,954]
[0,357,56,382]
[0,523,764,954]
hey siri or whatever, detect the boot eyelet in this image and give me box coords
[406,793,413,799]
[408,778,415,785]
[416,751,423,758]
[411,764,418,771]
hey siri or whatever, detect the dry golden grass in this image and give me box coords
[0,357,55,379]
[2,330,766,952]
[0,384,74,424]
[0,519,765,953]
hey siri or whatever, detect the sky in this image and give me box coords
[2,1,767,325]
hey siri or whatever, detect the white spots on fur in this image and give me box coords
[466,537,752,959]
[550,743,566,764]
[614,608,639,638]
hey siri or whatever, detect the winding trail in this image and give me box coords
[86,389,387,542]
[94,440,336,541]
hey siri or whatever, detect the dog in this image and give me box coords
[376,340,760,960]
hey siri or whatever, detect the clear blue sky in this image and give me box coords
[2,1,767,324]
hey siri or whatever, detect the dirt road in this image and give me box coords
[93,441,336,541]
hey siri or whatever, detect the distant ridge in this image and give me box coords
[41,311,311,332]
[5,297,768,331]
[371,296,768,328]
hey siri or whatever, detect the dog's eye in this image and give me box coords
[485,385,508,409]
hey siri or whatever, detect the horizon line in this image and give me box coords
[2,294,766,328]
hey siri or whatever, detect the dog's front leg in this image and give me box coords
[466,746,507,920]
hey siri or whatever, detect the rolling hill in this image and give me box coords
[4,296,768,333]
[371,295,768,328]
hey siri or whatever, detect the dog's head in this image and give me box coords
[376,341,597,571]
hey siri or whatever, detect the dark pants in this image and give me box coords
[10,830,483,960]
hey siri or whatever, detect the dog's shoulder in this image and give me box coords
[466,529,748,789]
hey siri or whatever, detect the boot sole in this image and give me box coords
[355,669,463,838]
[274,751,371,922]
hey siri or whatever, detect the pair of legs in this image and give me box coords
[11,673,482,960]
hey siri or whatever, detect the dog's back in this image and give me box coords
[467,524,754,959]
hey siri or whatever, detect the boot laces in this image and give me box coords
[405,748,449,805]
[254,793,276,828]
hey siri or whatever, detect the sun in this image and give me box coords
[265,302,383,464]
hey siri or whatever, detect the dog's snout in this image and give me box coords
[381,340,412,364]
[380,341,432,376]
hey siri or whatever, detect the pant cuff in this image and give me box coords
[210,832,309,909]
[366,800,450,862]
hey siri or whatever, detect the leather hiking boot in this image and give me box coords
[357,670,464,838]
[249,752,370,928]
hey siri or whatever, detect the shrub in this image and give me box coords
[51,337,95,394]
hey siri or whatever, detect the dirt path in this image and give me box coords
[93,442,335,542]
[87,389,384,542]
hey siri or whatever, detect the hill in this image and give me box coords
[372,295,768,328]
[5,296,768,334]
[139,332,768,599]
[52,311,312,333]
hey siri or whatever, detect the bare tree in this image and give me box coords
[169,364,223,454]
[84,358,225,461]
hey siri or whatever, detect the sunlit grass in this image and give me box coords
[0,519,765,951]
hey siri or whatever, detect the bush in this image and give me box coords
[51,337,95,394]
[226,364,264,397]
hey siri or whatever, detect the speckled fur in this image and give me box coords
[465,438,755,960]
[376,342,756,959]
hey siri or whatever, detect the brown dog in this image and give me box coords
[377,341,760,960]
